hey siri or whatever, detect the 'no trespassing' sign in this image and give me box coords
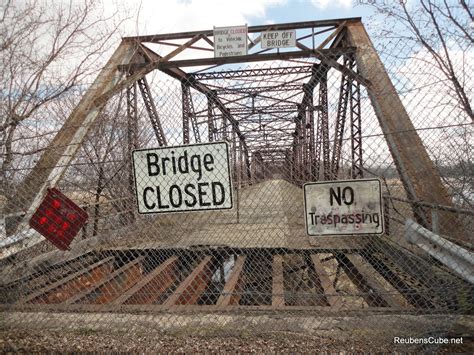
[303,178,384,236]
[132,142,233,214]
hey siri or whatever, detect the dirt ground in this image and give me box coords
[0,328,472,353]
[1,312,473,353]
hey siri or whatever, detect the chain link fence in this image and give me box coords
[0,17,472,351]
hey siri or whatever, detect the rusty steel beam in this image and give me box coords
[349,59,363,179]
[363,252,433,309]
[35,261,113,304]
[65,256,145,305]
[90,261,143,305]
[272,255,285,308]
[125,77,138,225]
[289,65,320,182]
[344,254,409,308]
[216,256,246,307]
[114,256,179,305]
[298,103,308,180]
[138,44,250,159]
[215,84,303,95]
[331,55,351,178]
[308,96,316,180]
[181,81,203,144]
[18,256,114,304]
[126,79,139,152]
[163,256,214,307]
[162,35,202,61]
[335,253,402,308]
[207,92,216,142]
[226,104,298,115]
[291,63,329,183]
[2,42,137,255]
[123,18,362,42]
[155,40,214,52]
[317,21,347,49]
[181,82,191,144]
[137,77,167,146]
[189,88,201,143]
[123,48,355,71]
[192,65,313,80]
[319,71,330,180]
[3,254,98,300]
[346,22,466,240]
[8,303,412,313]
[310,254,340,308]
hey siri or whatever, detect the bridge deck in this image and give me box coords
[107,179,369,251]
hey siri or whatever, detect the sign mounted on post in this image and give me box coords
[261,30,296,49]
[304,178,384,236]
[213,25,248,57]
[132,142,233,214]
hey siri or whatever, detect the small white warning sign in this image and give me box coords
[261,30,296,49]
[132,142,233,214]
[304,178,384,236]
[214,25,248,57]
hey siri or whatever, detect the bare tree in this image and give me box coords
[0,0,125,199]
[363,0,473,120]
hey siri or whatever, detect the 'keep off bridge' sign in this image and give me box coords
[132,142,233,214]
[304,178,384,236]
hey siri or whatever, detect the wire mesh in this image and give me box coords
[0,18,472,351]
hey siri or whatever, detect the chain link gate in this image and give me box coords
[1,17,472,351]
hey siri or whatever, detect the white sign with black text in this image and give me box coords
[261,30,296,49]
[304,178,384,236]
[132,142,233,214]
[213,25,248,57]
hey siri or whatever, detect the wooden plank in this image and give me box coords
[18,257,114,304]
[65,256,144,305]
[311,254,340,308]
[163,256,213,307]
[272,255,285,308]
[345,254,409,309]
[216,256,246,307]
[113,256,179,305]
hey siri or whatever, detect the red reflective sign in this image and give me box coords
[29,188,88,250]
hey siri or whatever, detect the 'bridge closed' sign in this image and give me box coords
[132,142,233,214]
[303,178,384,236]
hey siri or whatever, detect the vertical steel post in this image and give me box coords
[181,82,191,144]
[126,77,138,224]
[297,103,306,181]
[320,72,330,180]
[346,22,466,240]
[308,95,316,180]
[331,55,351,178]
[350,59,363,179]
[207,92,215,142]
